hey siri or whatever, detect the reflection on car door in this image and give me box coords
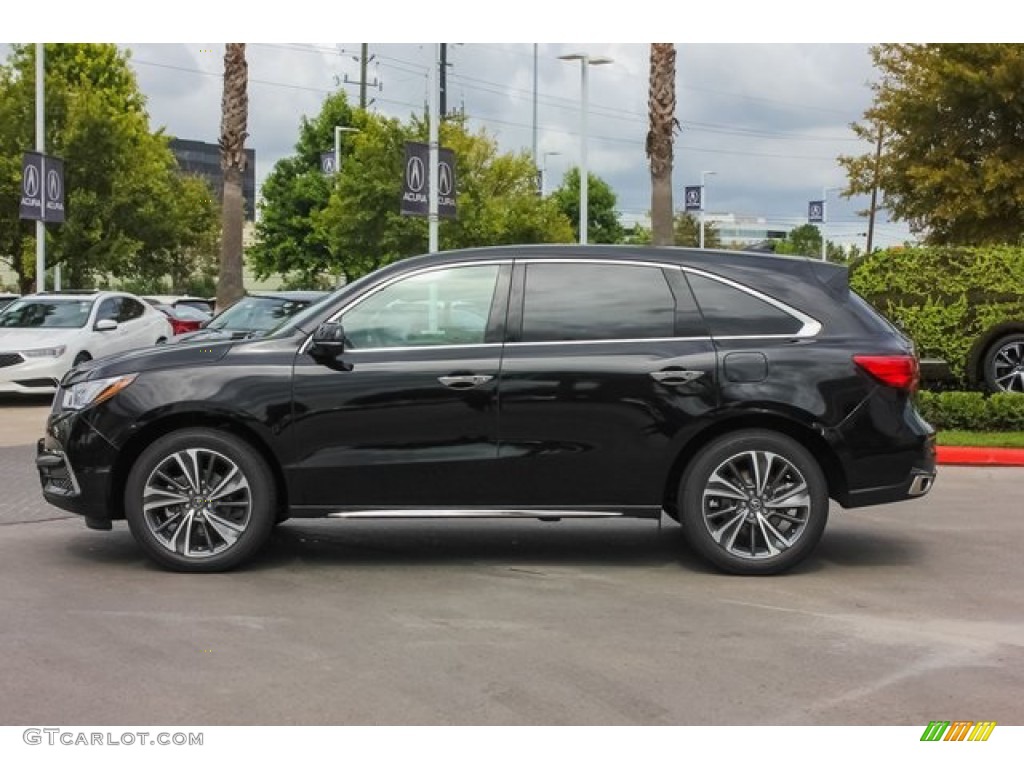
[494,260,718,512]
[287,263,512,509]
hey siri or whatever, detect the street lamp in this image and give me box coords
[559,53,613,245]
[540,150,561,196]
[334,125,360,177]
[700,170,717,249]
[821,186,841,261]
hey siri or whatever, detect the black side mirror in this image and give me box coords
[310,322,346,359]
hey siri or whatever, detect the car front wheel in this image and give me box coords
[982,333,1024,393]
[124,428,276,572]
[678,430,828,575]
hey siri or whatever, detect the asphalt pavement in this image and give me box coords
[1,397,1023,726]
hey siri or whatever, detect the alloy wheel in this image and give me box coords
[142,448,252,559]
[700,449,811,561]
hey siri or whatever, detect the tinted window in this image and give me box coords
[521,263,675,342]
[0,299,93,329]
[96,298,121,322]
[118,298,145,322]
[686,272,803,336]
[342,265,499,349]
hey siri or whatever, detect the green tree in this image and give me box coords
[839,44,1024,245]
[673,211,720,248]
[551,167,624,244]
[248,92,355,285]
[774,223,822,257]
[0,44,203,290]
[252,100,573,285]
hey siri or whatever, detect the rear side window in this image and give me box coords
[686,272,804,337]
[521,263,676,342]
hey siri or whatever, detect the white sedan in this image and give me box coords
[0,291,172,395]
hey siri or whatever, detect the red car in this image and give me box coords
[151,303,211,335]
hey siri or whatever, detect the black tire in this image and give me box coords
[982,333,1024,393]
[124,428,276,572]
[73,351,91,366]
[678,429,828,575]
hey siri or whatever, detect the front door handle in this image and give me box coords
[650,369,705,385]
[438,374,494,390]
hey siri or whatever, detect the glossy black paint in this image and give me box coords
[37,245,935,529]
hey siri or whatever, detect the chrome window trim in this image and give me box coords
[682,266,822,339]
[299,256,821,353]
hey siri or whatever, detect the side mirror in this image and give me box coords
[95,319,118,332]
[309,322,346,359]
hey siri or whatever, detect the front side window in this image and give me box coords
[118,298,145,322]
[0,299,94,329]
[342,265,499,349]
[521,263,676,342]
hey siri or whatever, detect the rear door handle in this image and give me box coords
[438,374,494,389]
[650,370,705,385]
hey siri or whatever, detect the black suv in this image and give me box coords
[36,246,935,575]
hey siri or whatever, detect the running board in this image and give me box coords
[326,509,626,520]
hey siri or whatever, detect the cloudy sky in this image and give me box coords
[6,2,1004,250]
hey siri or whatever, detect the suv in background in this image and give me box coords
[172,291,327,343]
[1,290,171,395]
[36,246,935,574]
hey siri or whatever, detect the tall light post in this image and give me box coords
[559,53,612,245]
[334,125,360,178]
[821,186,841,261]
[540,150,561,196]
[699,170,716,249]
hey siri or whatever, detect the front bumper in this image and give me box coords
[0,353,68,394]
[36,411,120,522]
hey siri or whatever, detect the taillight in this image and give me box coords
[853,355,919,391]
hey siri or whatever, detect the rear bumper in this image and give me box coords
[838,464,936,508]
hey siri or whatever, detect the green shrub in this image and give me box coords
[916,390,1024,430]
[849,245,1024,386]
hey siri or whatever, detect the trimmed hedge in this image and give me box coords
[916,390,1024,431]
[849,245,1024,385]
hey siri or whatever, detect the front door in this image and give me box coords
[287,263,511,510]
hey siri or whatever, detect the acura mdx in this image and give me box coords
[36,246,936,574]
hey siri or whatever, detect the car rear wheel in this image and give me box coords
[124,428,275,572]
[679,430,828,575]
[982,333,1024,393]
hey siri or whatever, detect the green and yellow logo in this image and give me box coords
[920,721,996,741]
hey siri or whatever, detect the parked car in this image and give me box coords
[0,293,19,311]
[150,303,211,335]
[172,291,327,343]
[1,290,172,395]
[36,246,935,574]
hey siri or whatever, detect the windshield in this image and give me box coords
[207,296,315,333]
[0,298,93,329]
[266,277,375,338]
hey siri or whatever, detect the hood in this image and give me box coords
[170,328,262,344]
[0,326,81,352]
[62,339,234,387]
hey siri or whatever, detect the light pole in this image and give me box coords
[700,170,716,249]
[540,150,561,196]
[334,126,360,178]
[559,53,612,245]
[821,186,841,261]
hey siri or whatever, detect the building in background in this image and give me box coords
[169,138,256,222]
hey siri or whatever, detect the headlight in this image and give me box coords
[61,374,137,411]
[22,346,66,358]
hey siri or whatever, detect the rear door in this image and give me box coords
[493,259,718,512]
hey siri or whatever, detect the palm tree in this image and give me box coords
[217,43,248,311]
[646,43,679,247]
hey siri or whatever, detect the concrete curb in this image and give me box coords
[936,446,1024,467]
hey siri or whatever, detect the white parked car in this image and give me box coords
[0,291,172,395]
